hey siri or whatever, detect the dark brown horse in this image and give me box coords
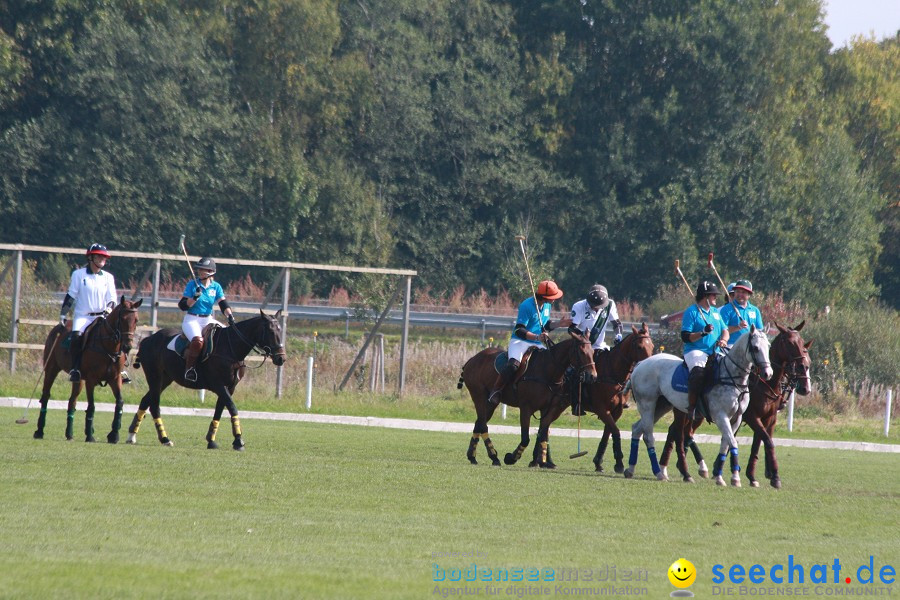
[659,321,811,486]
[744,321,811,488]
[458,334,596,468]
[127,310,286,450]
[33,296,142,442]
[582,323,654,473]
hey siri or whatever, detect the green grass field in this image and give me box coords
[1,407,897,599]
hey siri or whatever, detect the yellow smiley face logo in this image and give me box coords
[668,558,696,588]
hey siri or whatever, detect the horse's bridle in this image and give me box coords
[228,316,287,365]
[768,335,810,399]
[720,332,770,389]
[97,304,139,360]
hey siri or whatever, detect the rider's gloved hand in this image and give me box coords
[703,323,713,335]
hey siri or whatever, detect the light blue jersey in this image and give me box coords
[681,303,725,355]
[719,301,763,347]
[183,279,225,316]
[510,297,550,346]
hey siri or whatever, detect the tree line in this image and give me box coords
[1,0,896,310]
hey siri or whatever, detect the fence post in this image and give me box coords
[150,258,161,329]
[306,356,314,410]
[397,275,412,397]
[8,249,22,372]
[787,390,795,432]
[275,267,290,399]
[886,389,893,438]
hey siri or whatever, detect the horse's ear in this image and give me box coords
[120,294,125,305]
[804,339,813,349]
[775,321,788,335]
[795,320,805,332]
[133,298,143,308]
[275,309,283,320]
[632,324,639,335]
[642,321,649,333]
[260,309,266,318]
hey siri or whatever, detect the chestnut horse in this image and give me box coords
[127,310,286,450]
[457,334,596,468]
[744,321,812,488]
[33,296,142,443]
[659,321,811,486]
[581,323,654,473]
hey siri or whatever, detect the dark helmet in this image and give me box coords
[86,243,111,258]
[695,280,720,301]
[193,257,216,274]
[587,284,610,309]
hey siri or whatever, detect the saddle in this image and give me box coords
[493,346,540,385]
[167,323,220,363]
[672,355,722,422]
[61,317,101,350]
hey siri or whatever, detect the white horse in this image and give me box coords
[624,326,773,486]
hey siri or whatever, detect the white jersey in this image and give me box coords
[67,267,117,317]
[570,298,619,350]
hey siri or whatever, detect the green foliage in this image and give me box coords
[804,303,900,393]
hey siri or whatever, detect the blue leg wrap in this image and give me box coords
[714,453,727,477]
[730,447,740,472]
[629,438,640,466]
[648,446,660,475]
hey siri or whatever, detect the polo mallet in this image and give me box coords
[569,380,588,459]
[515,235,544,334]
[707,253,741,314]
[179,234,201,289]
[16,328,62,424]
[675,259,710,327]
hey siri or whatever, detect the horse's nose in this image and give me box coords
[273,354,286,366]
[581,372,596,384]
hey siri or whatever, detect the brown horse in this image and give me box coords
[33,296,142,443]
[744,321,811,488]
[581,323,654,473]
[457,333,596,468]
[659,321,811,486]
[127,310,286,450]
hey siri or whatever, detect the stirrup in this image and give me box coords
[184,368,198,382]
[487,390,501,405]
[121,370,132,384]
[68,369,81,382]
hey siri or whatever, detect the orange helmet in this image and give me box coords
[536,280,563,300]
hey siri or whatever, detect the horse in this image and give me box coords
[127,310,286,450]
[577,323,654,473]
[624,325,772,486]
[657,322,812,487]
[658,412,709,482]
[743,321,812,488]
[33,296,143,443]
[457,333,596,468]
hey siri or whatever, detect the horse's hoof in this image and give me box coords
[161,438,175,447]
[233,444,245,452]
[107,432,119,444]
[207,441,219,450]
[715,475,726,486]
[528,460,538,468]
[656,471,668,481]
[614,463,625,474]
[491,459,501,467]
[503,453,516,465]
[660,466,669,479]
[771,478,782,489]
[85,436,97,443]
[66,436,73,441]
[750,480,760,488]
[683,476,695,483]
[33,431,43,440]
[126,433,137,444]
[698,469,710,479]
[541,462,557,470]
[595,463,604,473]
[623,468,634,479]
[731,477,742,488]
[468,456,478,465]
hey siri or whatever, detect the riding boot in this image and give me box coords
[488,359,519,405]
[68,333,83,382]
[184,336,203,382]
[687,366,705,420]
[120,370,132,384]
[569,367,586,416]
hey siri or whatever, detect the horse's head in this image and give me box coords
[257,309,286,366]
[743,325,773,380]
[107,295,142,353]
[623,322,654,363]
[568,331,597,383]
[772,321,812,395]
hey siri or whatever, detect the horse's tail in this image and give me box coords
[457,372,464,389]
[457,354,479,389]
[43,325,64,364]
[133,335,149,369]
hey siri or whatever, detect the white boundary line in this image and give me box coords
[2,396,897,453]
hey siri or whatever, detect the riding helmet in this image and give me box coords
[86,243,111,258]
[536,280,563,300]
[695,280,719,300]
[587,284,610,309]
[193,257,216,274]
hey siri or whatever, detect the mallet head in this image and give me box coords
[514,235,526,241]
[179,234,186,252]
[707,252,714,267]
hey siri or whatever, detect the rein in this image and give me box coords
[90,305,138,365]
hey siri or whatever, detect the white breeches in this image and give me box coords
[684,349,709,371]
[182,314,215,339]
[508,337,545,362]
